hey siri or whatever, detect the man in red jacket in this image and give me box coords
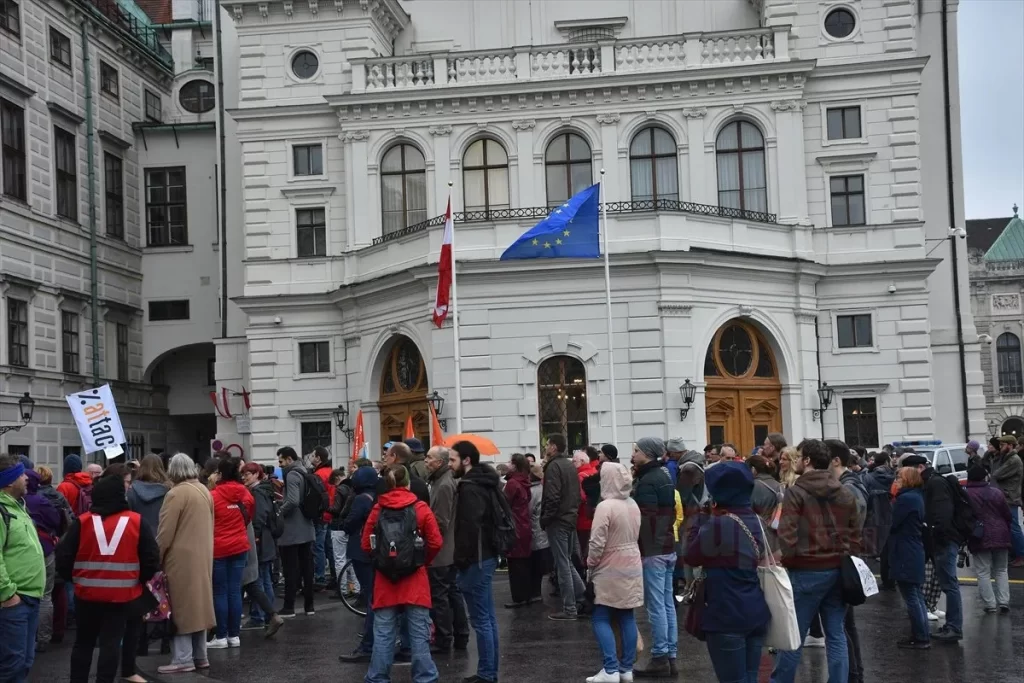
[311,447,335,587]
[576,447,600,565]
[56,455,93,516]
[361,465,442,683]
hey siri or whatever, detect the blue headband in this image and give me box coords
[0,462,26,490]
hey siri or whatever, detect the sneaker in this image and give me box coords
[934,610,945,619]
[227,637,241,648]
[633,656,672,678]
[984,607,999,614]
[547,611,578,621]
[206,638,228,649]
[927,612,939,621]
[897,638,931,650]
[586,670,621,683]
[265,614,285,638]
[279,609,296,618]
[999,604,1010,614]
[620,673,634,683]
[195,659,210,670]
[932,627,962,643]
[1009,558,1024,568]
[157,664,197,674]
[803,635,826,648]
[305,609,315,616]
[241,619,265,631]
[338,649,372,664]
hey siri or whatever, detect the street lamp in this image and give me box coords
[814,383,834,439]
[0,393,35,436]
[679,379,696,421]
[989,419,1000,438]
[426,390,447,431]
[332,404,353,441]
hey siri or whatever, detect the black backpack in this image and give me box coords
[372,505,426,581]
[943,475,982,545]
[299,470,330,520]
[489,486,518,556]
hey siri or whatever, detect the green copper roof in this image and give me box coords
[984,205,1024,261]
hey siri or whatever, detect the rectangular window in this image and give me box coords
[100,62,119,99]
[104,153,123,238]
[300,421,332,454]
[148,299,190,321]
[144,89,161,122]
[207,358,216,386]
[842,397,878,449]
[296,207,326,258]
[145,167,188,245]
[1,0,19,36]
[63,445,80,460]
[49,27,71,67]
[7,298,28,367]
[62,310,80,374]
[54,126,77,220]
[826,106,862,140]
[829,174,865,226]
[116,322,128,380]
[293,144,323,176]
[1,98,27,200]
[7,444,29,458]
[298,341,330,374]
[837,313,873,349]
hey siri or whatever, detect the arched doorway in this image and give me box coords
[704,319,782,455]
[1001,417,1024,438]
[378,336,429,446]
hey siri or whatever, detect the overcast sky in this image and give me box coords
[959,0,1024,220]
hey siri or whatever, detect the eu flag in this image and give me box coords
[500,184,601,260]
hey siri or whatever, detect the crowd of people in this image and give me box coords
[0,428,1019,683]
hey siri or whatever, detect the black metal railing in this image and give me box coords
[370,198,777,246]
[84,0,174,68]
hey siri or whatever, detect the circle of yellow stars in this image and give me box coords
[532,229,572,249]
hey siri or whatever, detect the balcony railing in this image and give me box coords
[370,199,778,246]
[351,26,790,94]
[84,0,174,68]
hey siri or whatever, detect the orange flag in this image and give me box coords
[428,402,445,447]
[350,410,366,466]
[403,414,415,441]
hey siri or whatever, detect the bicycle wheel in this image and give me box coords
[339,559,367,617]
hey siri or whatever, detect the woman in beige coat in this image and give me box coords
[156,454,216,675]
[587,462,643,683]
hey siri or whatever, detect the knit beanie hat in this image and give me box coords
[635,437,666,462]
[63,453,83,475]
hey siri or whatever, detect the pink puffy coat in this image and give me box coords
[587,462,644,609]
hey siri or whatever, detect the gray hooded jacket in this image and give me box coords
[279,462,316,546]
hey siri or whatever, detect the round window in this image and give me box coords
[178,80,215,113]
[824,8,856,39]
[291,50,320,80]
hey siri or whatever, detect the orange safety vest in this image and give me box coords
[72,511,143,603]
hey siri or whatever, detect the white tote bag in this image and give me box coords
[756,517,801,652]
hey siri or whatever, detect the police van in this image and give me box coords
[892,440,969,482]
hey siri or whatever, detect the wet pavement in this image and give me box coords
[30,573,1024,683]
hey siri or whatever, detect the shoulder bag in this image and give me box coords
[753,515,801,651]
[819,500,878,606]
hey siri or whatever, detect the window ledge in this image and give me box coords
[281,185,336,199]
[828,382,890,395]
[815,151,877,174]
[145,244,194,254]
[832,346,879,355]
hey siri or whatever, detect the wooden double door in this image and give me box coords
[379,336,429,446]
[704,320,783,455]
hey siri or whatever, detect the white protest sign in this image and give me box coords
[850,556,879,598]
[65,384,127,460]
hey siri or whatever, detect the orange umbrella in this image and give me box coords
[444,433,500,456]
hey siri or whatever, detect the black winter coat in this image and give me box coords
[453,464,501,568]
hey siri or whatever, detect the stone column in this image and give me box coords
[682,107,709,205]
[342,129,371,249]
[511,119,536,206]
[596,113,620,201]
[771,100,809,224]
[429,125,452,212]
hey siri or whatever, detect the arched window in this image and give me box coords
[179,80,215,113]
[380,143,427,234]
[545,132,592,207]
[716,120,767,213]
[537,355,588,450]
[997,332,1023,394]
[462,139,509,215]
[629,127,678,203]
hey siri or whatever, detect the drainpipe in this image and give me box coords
[214,0,228,338]
[82,21,100,385]
[814,315,824,440]
[941,0,970,439]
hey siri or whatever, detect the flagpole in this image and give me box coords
[448,181,463,434]
[599,170,618,447]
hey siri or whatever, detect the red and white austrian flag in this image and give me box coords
[433,198,454,328]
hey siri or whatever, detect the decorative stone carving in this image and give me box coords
[991,293,1021,315]
[308,0,318,15]
[342,130,370,142]
[334,0,343,12]
[657,302,692,316]
[231,4,243,20]
[428,125,452,137]
[770,100,806,112]
[738,304,753,315]
[681,107,707,119]
[282,0,293,15]
[596,112,620,125]
[258,2,268,18]
[511,119,536,131]
[359,0,369,10]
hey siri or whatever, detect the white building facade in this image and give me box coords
[210,0,986,462]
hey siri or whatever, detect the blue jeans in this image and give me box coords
[365,606,438,683]
[213,552,247,639]
[932,540,963,633]
[458,558,499,682]
[1009,506,1024,559]
[706,631,764,683]
[353,559,375,652]
[250,560,275,624]
[897,581,929,642]
[0,594,40,683]
[314,522,329,582]
[641,553,677,658]
[771,569,847,683]
[592,605,637,674]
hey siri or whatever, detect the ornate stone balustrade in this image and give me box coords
[351,26,790,93]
